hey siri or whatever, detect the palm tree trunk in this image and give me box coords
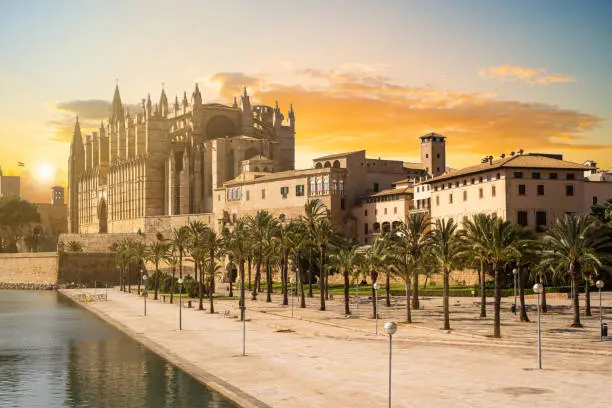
[247,257,252,290]
[518,267,529,322]
[325,273,329,301]
[343,270,350,315]
[170,266,176,304]
[541,285,547,313]
[282,251,289,306]
[198,262,204,310]
[319,247,326,311]
[266,259,272,303]
[252,252,261,300]
[239,260,245,321]
[493,262,501,338]
[412,268,420,309]
[443,269,450,330]
[480,261,487,318]
[570,262,582,327]
[208,266,215,314]
[385,272,391,307]
[308,249,313,298]
[404,280,412,323]
[194,262,198,282]
[585,275,592,316]
[128,264,132,293]
[228,278,233,297]
[154,262,159,300]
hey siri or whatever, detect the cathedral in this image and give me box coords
[67,84,296,234]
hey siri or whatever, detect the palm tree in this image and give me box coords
[462,213,493,318]
[430,218,464,330]
[196,227,224,314]
[187,220,208,282]
[313,217,335,311]
[400,214,432,310]
[247,210,274,300]
[263,218,281,303]
[223,218,249,320]
[358,238,385,319]
[146,239,172,300]
[540,214,610,327]
[300,199,328,297]
[330,239,358,315]
[171,226,191,292]
[484,218,529,338]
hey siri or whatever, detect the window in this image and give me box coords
[479,177,483,183]
[517,211,528,227]
[536,211,547,232]
[394,207,397,214]
[566,173,575,180]
[341,198,345,209]
[537,185,544,196]
[479,188,483,199]
[436,167,440,173]
[549,172,558,180]
[449,194,453,204]
[364,223,369,235]
[463,191,467,201]
[296,184,305,197]
[426,153,429,158]
[323,177,329,194]
[375,209,378,215]
[365,210,368,216]
[487,175,492,182]
[463,179,467,186]
[261,189,266,199]
[566,185,574,196]
[436,196,440,206]
[436,153,440,158]
[492,186,496,197]
[471,178,475,184]
[373,183,379,193]
[384,208,387,215]
[280,186,289,199]
[514,172,523,179]
[496,173,501,180]
[532,172,541,179]
[448,183,452,189]
[518,184,526,195]
[593,196,598,206]
[246,190,250,201]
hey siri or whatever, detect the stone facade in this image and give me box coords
[0,167,20,198]
[68,85,295,234]
[0,253,58,287]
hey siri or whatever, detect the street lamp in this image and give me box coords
[290,276,296,319]
[533,283,543,369]
[177,277,183,331]
[596,280,605,341]
[512,268,518,315]
[373,282,380,335]
[384,321,398,408]
[142,274,148,317]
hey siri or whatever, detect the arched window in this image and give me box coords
[323,176,329,194]
[324,161,331,168]
[315,162,323,169]
[254,166,260,172]
[316,178,323,194]
[373,222,381,233]
[332,160,341,168]
[382,222,391,233]
[332,179,338,193]
[339,180,344,194]
[310,178,316,194]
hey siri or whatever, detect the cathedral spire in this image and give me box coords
[192,83,202,107]
[71,117,84,153]
[288,104,295,129]
[159,87,168,117]
[232,96,238,108]
[110,84,125,123]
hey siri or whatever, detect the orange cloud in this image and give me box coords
[479,65,575,85]
[211,68,607,169]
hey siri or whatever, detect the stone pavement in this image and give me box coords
[61,288,612,408]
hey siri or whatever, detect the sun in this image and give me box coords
[35,163,54,182]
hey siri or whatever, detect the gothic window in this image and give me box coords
[227,150,235,180]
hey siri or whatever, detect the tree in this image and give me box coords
[540,214,610,327]
[0,196,40,253]
[247,210,274,300]
[65,240,84,252]
[483,218,530,338]
[222,218,250,320]
[330,239,358,315]
[187,220,208,282]
[430,218,464,330]
[461,213,494,318]
[313,217,336,311]
[171,226,191,296]
[146,238,172,301]
[300,199,328,297]
[199,227,224,313]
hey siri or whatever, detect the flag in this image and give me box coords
[17,162,24,167]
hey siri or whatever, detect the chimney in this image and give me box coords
[488,155,493,165]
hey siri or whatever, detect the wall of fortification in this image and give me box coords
[58,252,118,285]
[0,253,58,289]
[59,233,143,252]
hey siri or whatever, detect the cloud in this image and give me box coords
[479,65,575,85]
[210,68,605,169]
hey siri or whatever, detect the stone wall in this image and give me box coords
[0,253,58,288]
[58,252,119,285]
[58,233,143,252]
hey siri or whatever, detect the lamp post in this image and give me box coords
[177,277,183,331]
[533,283,543,369]
[142,274,148,317]
[512,268,518,315]
[596,280,605,341]
[290,276,296,319]
[384,321,398,408]
[373,282,380,335]
[356,279,360,311]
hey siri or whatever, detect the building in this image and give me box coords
[420,152,612,232]
[0,167,20,198]
[33,186,68,251]
[67,85,296,234]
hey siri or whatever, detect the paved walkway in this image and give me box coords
[61,289,612,408]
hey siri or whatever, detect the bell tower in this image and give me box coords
[420,132,446,177]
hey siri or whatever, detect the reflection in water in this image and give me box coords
[0,291,235,408]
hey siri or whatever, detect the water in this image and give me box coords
[0,290,237,408]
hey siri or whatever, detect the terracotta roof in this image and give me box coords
[363,187,413,199]
[313,150,365,160]
[422,154,588,184]
[222,167,346,187]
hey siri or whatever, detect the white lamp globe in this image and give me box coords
[384,321,398,335]
[533,283,543,294]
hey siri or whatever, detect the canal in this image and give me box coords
[0,290,237,408]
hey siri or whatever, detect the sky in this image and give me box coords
[1,0,611,202]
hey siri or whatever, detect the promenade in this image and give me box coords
[61,288,612,408]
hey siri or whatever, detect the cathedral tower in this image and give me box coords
[67,117,85,233]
